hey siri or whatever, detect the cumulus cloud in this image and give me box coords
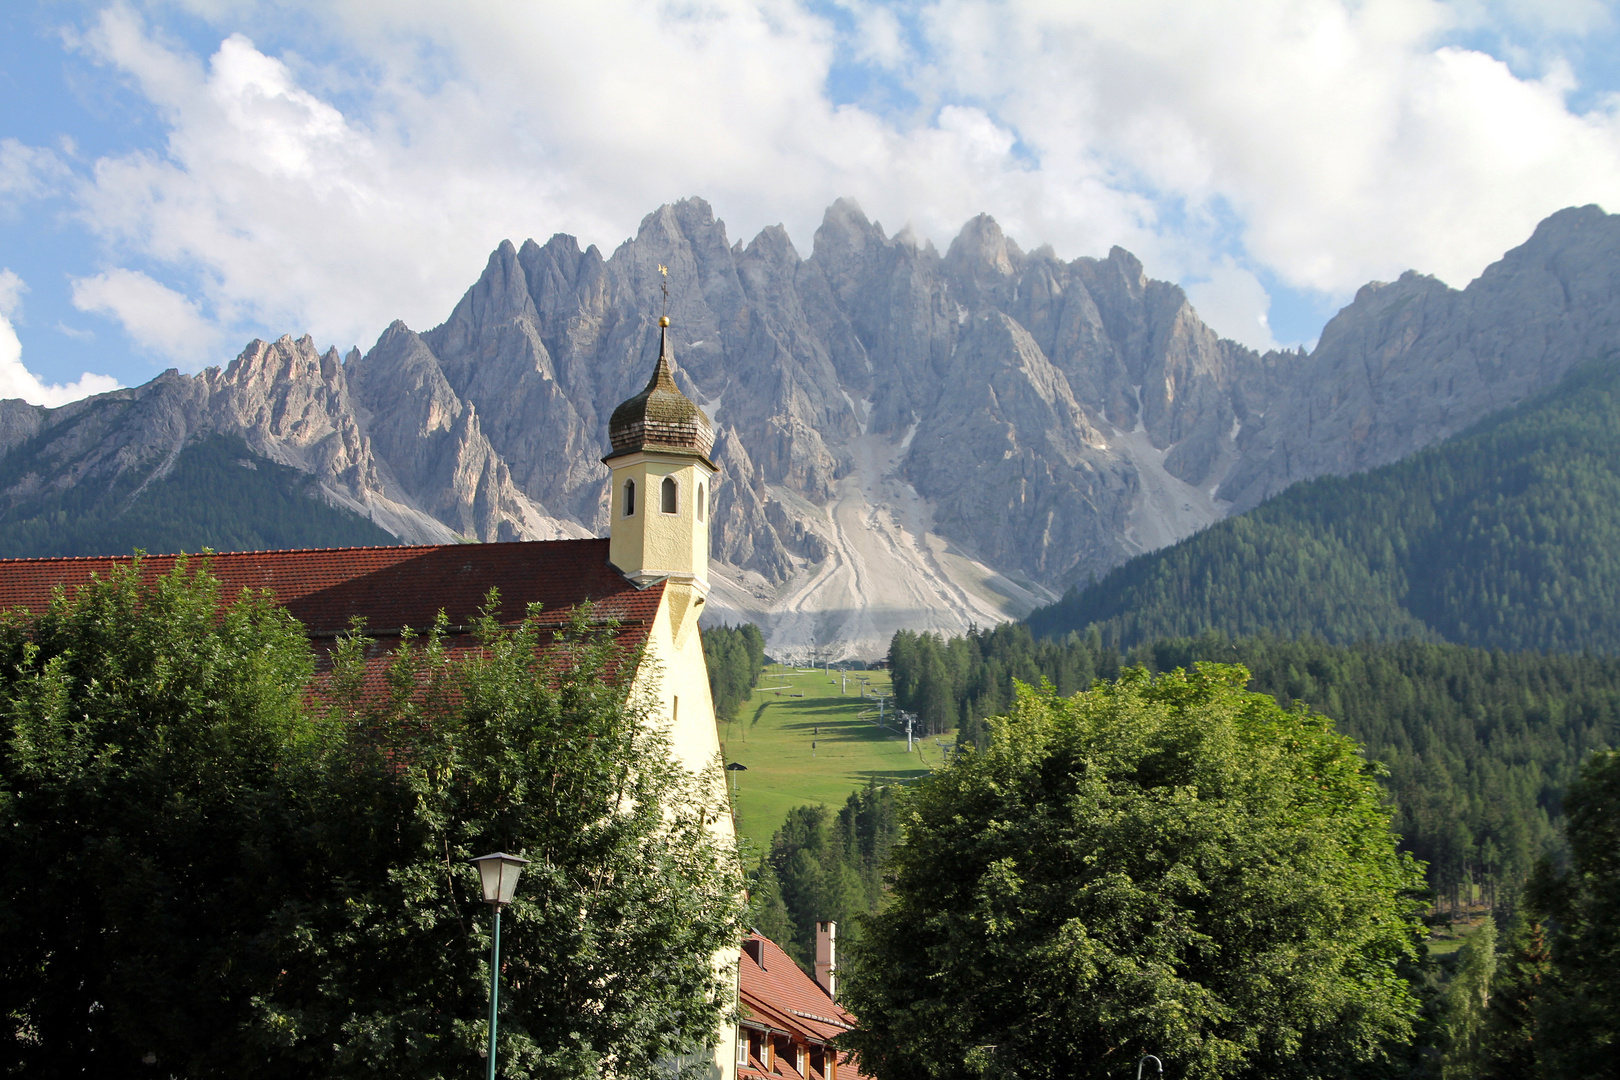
[46,0,1620,361]
[70,268,224,364]
[1184,262,1280,353]
[0,270,121,407]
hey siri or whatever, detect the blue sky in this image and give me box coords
[4,0,1620,403]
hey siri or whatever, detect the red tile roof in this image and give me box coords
[0,539,660,635]
[739,932,868,1080]
[0,539,666,707]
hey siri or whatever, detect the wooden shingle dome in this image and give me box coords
[606,321,715,463]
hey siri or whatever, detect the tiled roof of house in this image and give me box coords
[0,539,659,634]
[739,931,868,1080]
[0,540,665,701]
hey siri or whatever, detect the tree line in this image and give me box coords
[746,781,901,971]
[889,623,1620,906]
[701,622,767,722]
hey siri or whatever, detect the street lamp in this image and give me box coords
[471,852,529,1080]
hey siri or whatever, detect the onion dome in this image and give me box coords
[605,317,716,462]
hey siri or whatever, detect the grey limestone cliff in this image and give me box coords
[1222,205,1620,509]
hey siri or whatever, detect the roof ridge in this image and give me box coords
[0,537,609,566]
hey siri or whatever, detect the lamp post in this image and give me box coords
[471,852,529,1080]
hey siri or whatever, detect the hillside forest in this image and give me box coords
[0,432,397,557]
[1028,355,1620,653]
[888,624,1620,909]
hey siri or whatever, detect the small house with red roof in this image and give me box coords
[0,318,745,1080]
[738,923,869,1080]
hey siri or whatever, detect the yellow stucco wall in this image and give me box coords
[630,583,738,1080]
[615,447,735,1080]
[607,451,713,584]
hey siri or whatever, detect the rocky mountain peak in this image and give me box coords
[8,199,1616,660]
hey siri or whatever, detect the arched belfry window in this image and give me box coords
[623,479,636,517]
[661,476,679,515]
[697,483,706,521]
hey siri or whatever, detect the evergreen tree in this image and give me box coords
[745,781,901,970]
[703,622,767,722]
[1528,749,1620,1080]
[1477,915,1552,1080]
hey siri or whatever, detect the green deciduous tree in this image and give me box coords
[1440,919,1497,1080]
[0,560,744,1079]
[0,557,319,1077]
[842,665,1427,1080]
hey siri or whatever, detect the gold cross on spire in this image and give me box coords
[658,264,670,326]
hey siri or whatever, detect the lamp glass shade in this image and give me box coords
[471,852,530,906]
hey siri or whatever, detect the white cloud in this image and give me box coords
[44,0,1620,370]
[1184,262,1280,353]
[0,271,23,316]
[0,139,70,209]
[911,0,1620,293]
[0,270,121,407]
[70,268,224,364]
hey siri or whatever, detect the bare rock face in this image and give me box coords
[1222,205,1620,509]
[8,199,1620,658]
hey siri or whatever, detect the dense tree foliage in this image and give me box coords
[843,665,1427,1080]
[889,624,1620,905]
[702,622,767,722]
[1419,751,1620,1080]
[1525,749,1620,1079]
[1027,356,1620,654]
[1475,914,1552,1080]
[1440,920,1497,1080]
[0,432,398,557]
[0,560,743,1079]
[746,781,900,969]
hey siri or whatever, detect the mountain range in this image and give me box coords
[5,199,1620,659]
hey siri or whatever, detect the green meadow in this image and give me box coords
[719,664,953,854]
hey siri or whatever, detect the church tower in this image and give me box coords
[604,309,733,1080]
[604,314,716,592]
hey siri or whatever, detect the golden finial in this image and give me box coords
[658,263,670,323]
